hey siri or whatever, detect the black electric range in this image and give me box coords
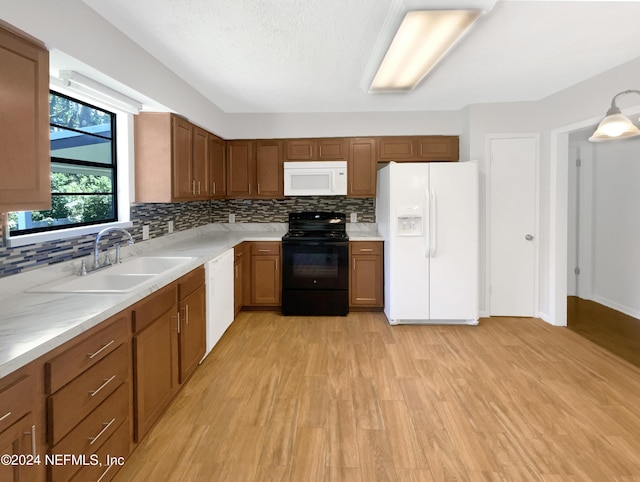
[281,212,349,316]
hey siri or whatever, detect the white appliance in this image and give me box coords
[376,161,479,325]
[204,248,234,359]
[284,161,347,196]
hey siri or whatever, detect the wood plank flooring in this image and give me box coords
[114,312,640,481]
[567,296,640,369]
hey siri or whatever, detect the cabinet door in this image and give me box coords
[0,413,37,482]
[192,126,209,199]
[179,284,206,383]
[285,139,316,160]
[350,242,383,308]
[378,137,414,161]
[251,255,281,305]
[0,26,50,212]
[416,136,459,161]
[208,134,226,198]
[227,141,254,198]
[348,138,377,197]
[171,117,194,200]
[234,257,243,316]
[318,138,348,160]
[132,287,179,442]
[255,140,283,197]
[249,242,281,305]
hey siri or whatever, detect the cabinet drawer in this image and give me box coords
[351,241,382,255]
[177,266,205,299]
[48,343,128,445]
[46,314,128,394]
[132,283,178,334]
[69,420,129,482]
[48,382,128,482]
[0,375,32,433]
[250,242,280,256]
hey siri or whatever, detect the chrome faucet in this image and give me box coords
[93,227,134,270]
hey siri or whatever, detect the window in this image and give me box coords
[9,91,117,235]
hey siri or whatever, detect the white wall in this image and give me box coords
[591,138,640,318]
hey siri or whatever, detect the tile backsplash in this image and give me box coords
[0,196,374,278]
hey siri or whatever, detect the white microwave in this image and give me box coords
[284,161,347,196]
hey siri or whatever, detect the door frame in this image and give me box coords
[485,133,540,318]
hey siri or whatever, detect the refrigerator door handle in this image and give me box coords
[430,189,437,258]
[424,188,431,257]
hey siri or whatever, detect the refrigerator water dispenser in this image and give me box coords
[397,214,423,236]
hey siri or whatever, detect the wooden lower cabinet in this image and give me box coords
[131,283,179,442]
[247,242,281,306]
[177,267,206,383]
[234,243,245,316]
[0,365,42,482]
[349,241,384,309]
[44,312,131,482]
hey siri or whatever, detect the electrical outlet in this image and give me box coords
[350,212,358,223]
[229,213,235,223]
[168,220,174,234]
[142,225,150,240]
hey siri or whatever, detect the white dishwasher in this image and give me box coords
[204,248,234,359]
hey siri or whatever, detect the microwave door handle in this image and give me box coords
[331,170,336,193]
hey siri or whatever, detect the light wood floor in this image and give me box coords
[115,312,640,481]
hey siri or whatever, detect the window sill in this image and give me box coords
[6,221,134,248]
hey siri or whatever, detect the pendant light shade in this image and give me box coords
[589,90,640,142]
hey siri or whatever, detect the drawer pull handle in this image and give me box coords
[88,340,115,359]
[258,249,271,252]
[360,248,373,252]
[89,417,116,446]
[0,412,11,423]
[89,375,117,398]
[23,425,36,457]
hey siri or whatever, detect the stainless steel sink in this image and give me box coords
[28,256,196,293]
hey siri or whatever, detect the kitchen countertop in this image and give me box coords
[0,222,381,378]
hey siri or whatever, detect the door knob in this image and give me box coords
[525,234,534,241]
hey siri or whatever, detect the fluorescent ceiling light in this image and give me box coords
[56,70,143,114]
[589,89,640,142]
[370,10,483,93]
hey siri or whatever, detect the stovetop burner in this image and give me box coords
[283,212,348,242]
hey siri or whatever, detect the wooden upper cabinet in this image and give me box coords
[208,134,226,198]
[227,140,283,198]
[285,138,348,161]
[348,138,377,198]
[0,24,50,212]
[171,116,194,201]
[135,112,219,202]
[378,137,414,160]
[226,140,254,198]
[416,136,459,161]
[378,136,459,162]
[255,140,283,197]
[191,126,209,199]
[285,139,315,161]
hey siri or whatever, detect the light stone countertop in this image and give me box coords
[0,222,381,378]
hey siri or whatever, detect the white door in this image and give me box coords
[429,162,479,320]
[489,136,537,316]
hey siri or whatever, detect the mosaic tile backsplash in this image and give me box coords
[0,196,374,278]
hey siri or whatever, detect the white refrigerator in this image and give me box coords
[376,161,479,325]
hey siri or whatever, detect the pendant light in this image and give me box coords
[589,90,640,142]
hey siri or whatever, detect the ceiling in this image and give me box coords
[81,0,640,114]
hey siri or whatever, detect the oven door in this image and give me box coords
[282,240,348,290]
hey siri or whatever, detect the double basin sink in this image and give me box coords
[29,256,196,294]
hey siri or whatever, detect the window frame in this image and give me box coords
[9,90,120,237]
